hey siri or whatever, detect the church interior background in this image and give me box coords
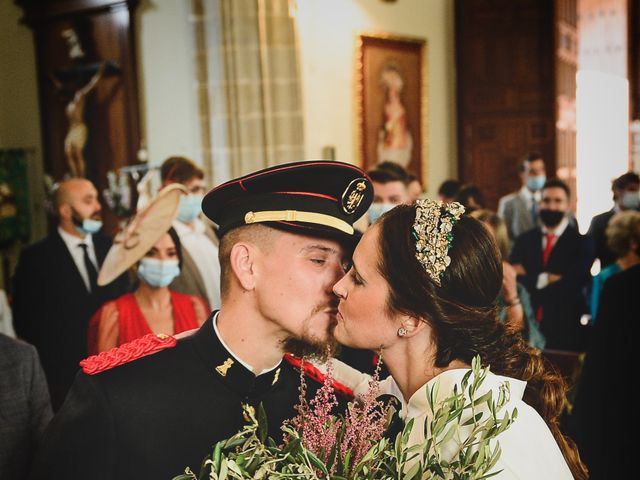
[0,0,639,290]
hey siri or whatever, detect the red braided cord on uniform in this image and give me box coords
[283,353,354,399]
[80,334,177,375]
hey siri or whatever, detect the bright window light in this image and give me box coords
[576,69,629,233]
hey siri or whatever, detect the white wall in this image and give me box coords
[136,0,457,193]
[136,0,200,167]
[0,2,41,154]
[295,0,457,195]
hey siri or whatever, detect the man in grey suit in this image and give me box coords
[0,334,52,480]
[498,151,547,244]
[161,156,221,310]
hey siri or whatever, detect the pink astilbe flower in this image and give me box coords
[340,355,388,469]
[284,349,389,477]
[284,348,342,465]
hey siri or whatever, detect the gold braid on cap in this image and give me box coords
[412,199,465,286]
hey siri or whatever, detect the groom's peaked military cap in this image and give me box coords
[202,160,372,246]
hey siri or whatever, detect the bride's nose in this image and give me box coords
[332,277,347,299]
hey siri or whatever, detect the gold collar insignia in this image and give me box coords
[215,358,234,377]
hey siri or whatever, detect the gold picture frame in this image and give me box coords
[355,33,428,186]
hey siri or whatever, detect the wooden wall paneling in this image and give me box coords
[16,0,141,234]
[555,0,578,211]
[630,0,639,121]
[455,0,556,210]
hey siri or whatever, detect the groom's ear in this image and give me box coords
[229,242,257,291]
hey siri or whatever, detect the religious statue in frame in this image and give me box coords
[356,34,427,184]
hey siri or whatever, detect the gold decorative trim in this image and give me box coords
[244,210,354,234]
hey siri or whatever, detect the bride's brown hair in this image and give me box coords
[377,205,587,480]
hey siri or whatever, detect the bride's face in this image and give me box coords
[332,225,402,350]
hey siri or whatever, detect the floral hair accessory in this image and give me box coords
[413,199,465,286]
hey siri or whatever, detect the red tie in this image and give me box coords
[542,233,556,267]
[537,233,557,322]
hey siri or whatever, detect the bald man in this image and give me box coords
[12,178,129,410]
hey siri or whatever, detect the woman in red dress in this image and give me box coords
[87,185,209,354]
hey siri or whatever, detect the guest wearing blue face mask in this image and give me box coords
[12,178,130,410]
[87,185,209,355]
[160,156,222,311]
[497,151,547,246]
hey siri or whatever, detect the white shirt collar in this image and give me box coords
[58,226,94,249]
[519,185,540,203]
[211,311,281,375]
[173,218,206,236]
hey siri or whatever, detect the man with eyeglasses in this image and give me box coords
[160,156,221,310]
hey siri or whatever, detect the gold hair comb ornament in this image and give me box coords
[412,199,465,286]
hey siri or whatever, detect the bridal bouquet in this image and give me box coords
[174,356,517,480]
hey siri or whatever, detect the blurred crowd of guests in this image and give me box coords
[1,152,638,479]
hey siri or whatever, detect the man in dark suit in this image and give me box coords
[510,179,593,351]
[569,263,639,479]
[12,178,129,409]
[29,161,373,480]
[587,171,640,268]
[0,334,52,480]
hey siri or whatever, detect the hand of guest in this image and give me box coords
[512,263,526,276]
[548,273,562,284]
[502,262,525,331]
[502,262,519,301]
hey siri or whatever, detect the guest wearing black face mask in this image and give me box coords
[510,179,594,351]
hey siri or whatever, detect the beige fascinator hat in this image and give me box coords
[97,183,187,286]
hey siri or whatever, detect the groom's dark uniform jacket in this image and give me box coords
[30,318,342,480]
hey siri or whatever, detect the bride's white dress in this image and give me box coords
[326,360,573,479]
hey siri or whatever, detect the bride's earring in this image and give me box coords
[397,327,407,337]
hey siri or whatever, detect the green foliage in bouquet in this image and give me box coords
[174,356,517,480]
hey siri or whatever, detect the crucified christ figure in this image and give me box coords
[50,62,107,178]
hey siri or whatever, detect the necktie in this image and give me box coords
[542,233,556,267]
[79,243,98,292]
[536,233,557,322]
[530,201,538,223]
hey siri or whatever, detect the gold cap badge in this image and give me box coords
[341,178,368,214]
